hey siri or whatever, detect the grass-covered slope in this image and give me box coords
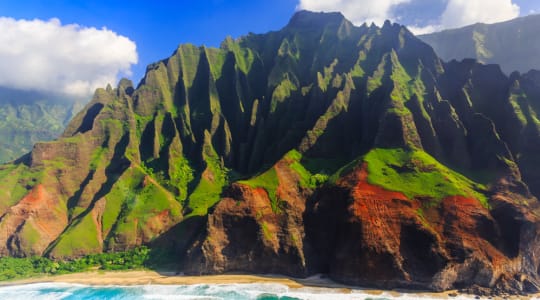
[363,148,488,206]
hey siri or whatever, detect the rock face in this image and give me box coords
[1,10,540,294]
[184,157,311,277]
[307,164,540,293]
[420,14,540,74]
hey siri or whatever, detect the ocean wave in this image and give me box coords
[0,282,516,300]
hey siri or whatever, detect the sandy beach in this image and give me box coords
[0,270,472,299]
[1,270,538,299]
[1,271,308,289]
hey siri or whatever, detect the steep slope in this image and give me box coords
[1,11,540,294]
[0,87,83,163]
[419,14,540,74]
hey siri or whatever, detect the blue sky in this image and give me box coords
[0,0,539,98]
[0,0,296,89]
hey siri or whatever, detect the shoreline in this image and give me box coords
[0,270,468,299]
[0,270,537,299]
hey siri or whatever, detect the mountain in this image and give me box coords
[2,10,540,294]
[419,14,540,74]
[0,88,83,163]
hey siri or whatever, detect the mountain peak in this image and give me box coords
[287,10,350,30]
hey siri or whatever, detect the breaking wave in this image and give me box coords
[0,282,495,299]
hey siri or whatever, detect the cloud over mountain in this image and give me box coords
[297,0,411,25]
[298,0,521,34]
[440,0,519,29]
[0,17,137,98]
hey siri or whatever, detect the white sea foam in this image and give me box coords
[0,282,537,300]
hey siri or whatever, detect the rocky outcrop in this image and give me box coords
[184,158,312,276]
[0,185,67,257]
[183,160,540,294]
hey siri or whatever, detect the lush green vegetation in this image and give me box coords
[0,90,82,163]
[177,44,202,89]
[238,166,280,211]
[286,150,330,189]
[238,150,332,212]
[102,171,140,235]
[0,247,151,281]
[367,54,386,94]
[222,37,256,75]
[362,148,489,207]
[168,139,195,201]
[49,214,102,258]
[270,78,298,112]
[0,164,43,208]
[185,134,229,216]
[389,51,413,101]
[107,166,181,247]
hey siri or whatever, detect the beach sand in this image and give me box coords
[0,270,533,299]
[2,271,307,288]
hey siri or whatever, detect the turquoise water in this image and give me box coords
[0,282,479,299]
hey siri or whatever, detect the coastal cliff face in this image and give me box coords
[2,10,540,294]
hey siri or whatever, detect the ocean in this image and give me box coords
[0,282,482,300]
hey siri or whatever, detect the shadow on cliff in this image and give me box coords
[303,185,350,276]
[146,215,208,271]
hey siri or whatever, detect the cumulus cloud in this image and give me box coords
[407,24,442,35]
[297,0,520,35]
[440,0,519,29]
[297,0,411,25]
[0,17,137,98]
[409,0,520,34]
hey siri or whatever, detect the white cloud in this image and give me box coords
[297,0,520,35]
[297,0,411,25]
[408,24,442,35]
[0,17,137,98]
[410,0,519,34]
[440,0,519,29]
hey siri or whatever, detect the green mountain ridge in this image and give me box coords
[420,13,540,74]
[1,10,540,294]
[0,87,83,163]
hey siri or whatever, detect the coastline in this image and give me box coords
[0,270,470,299]
[1,270,538,299]
[0,270,308,288]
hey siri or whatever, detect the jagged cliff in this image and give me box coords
[1,11,540,294]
